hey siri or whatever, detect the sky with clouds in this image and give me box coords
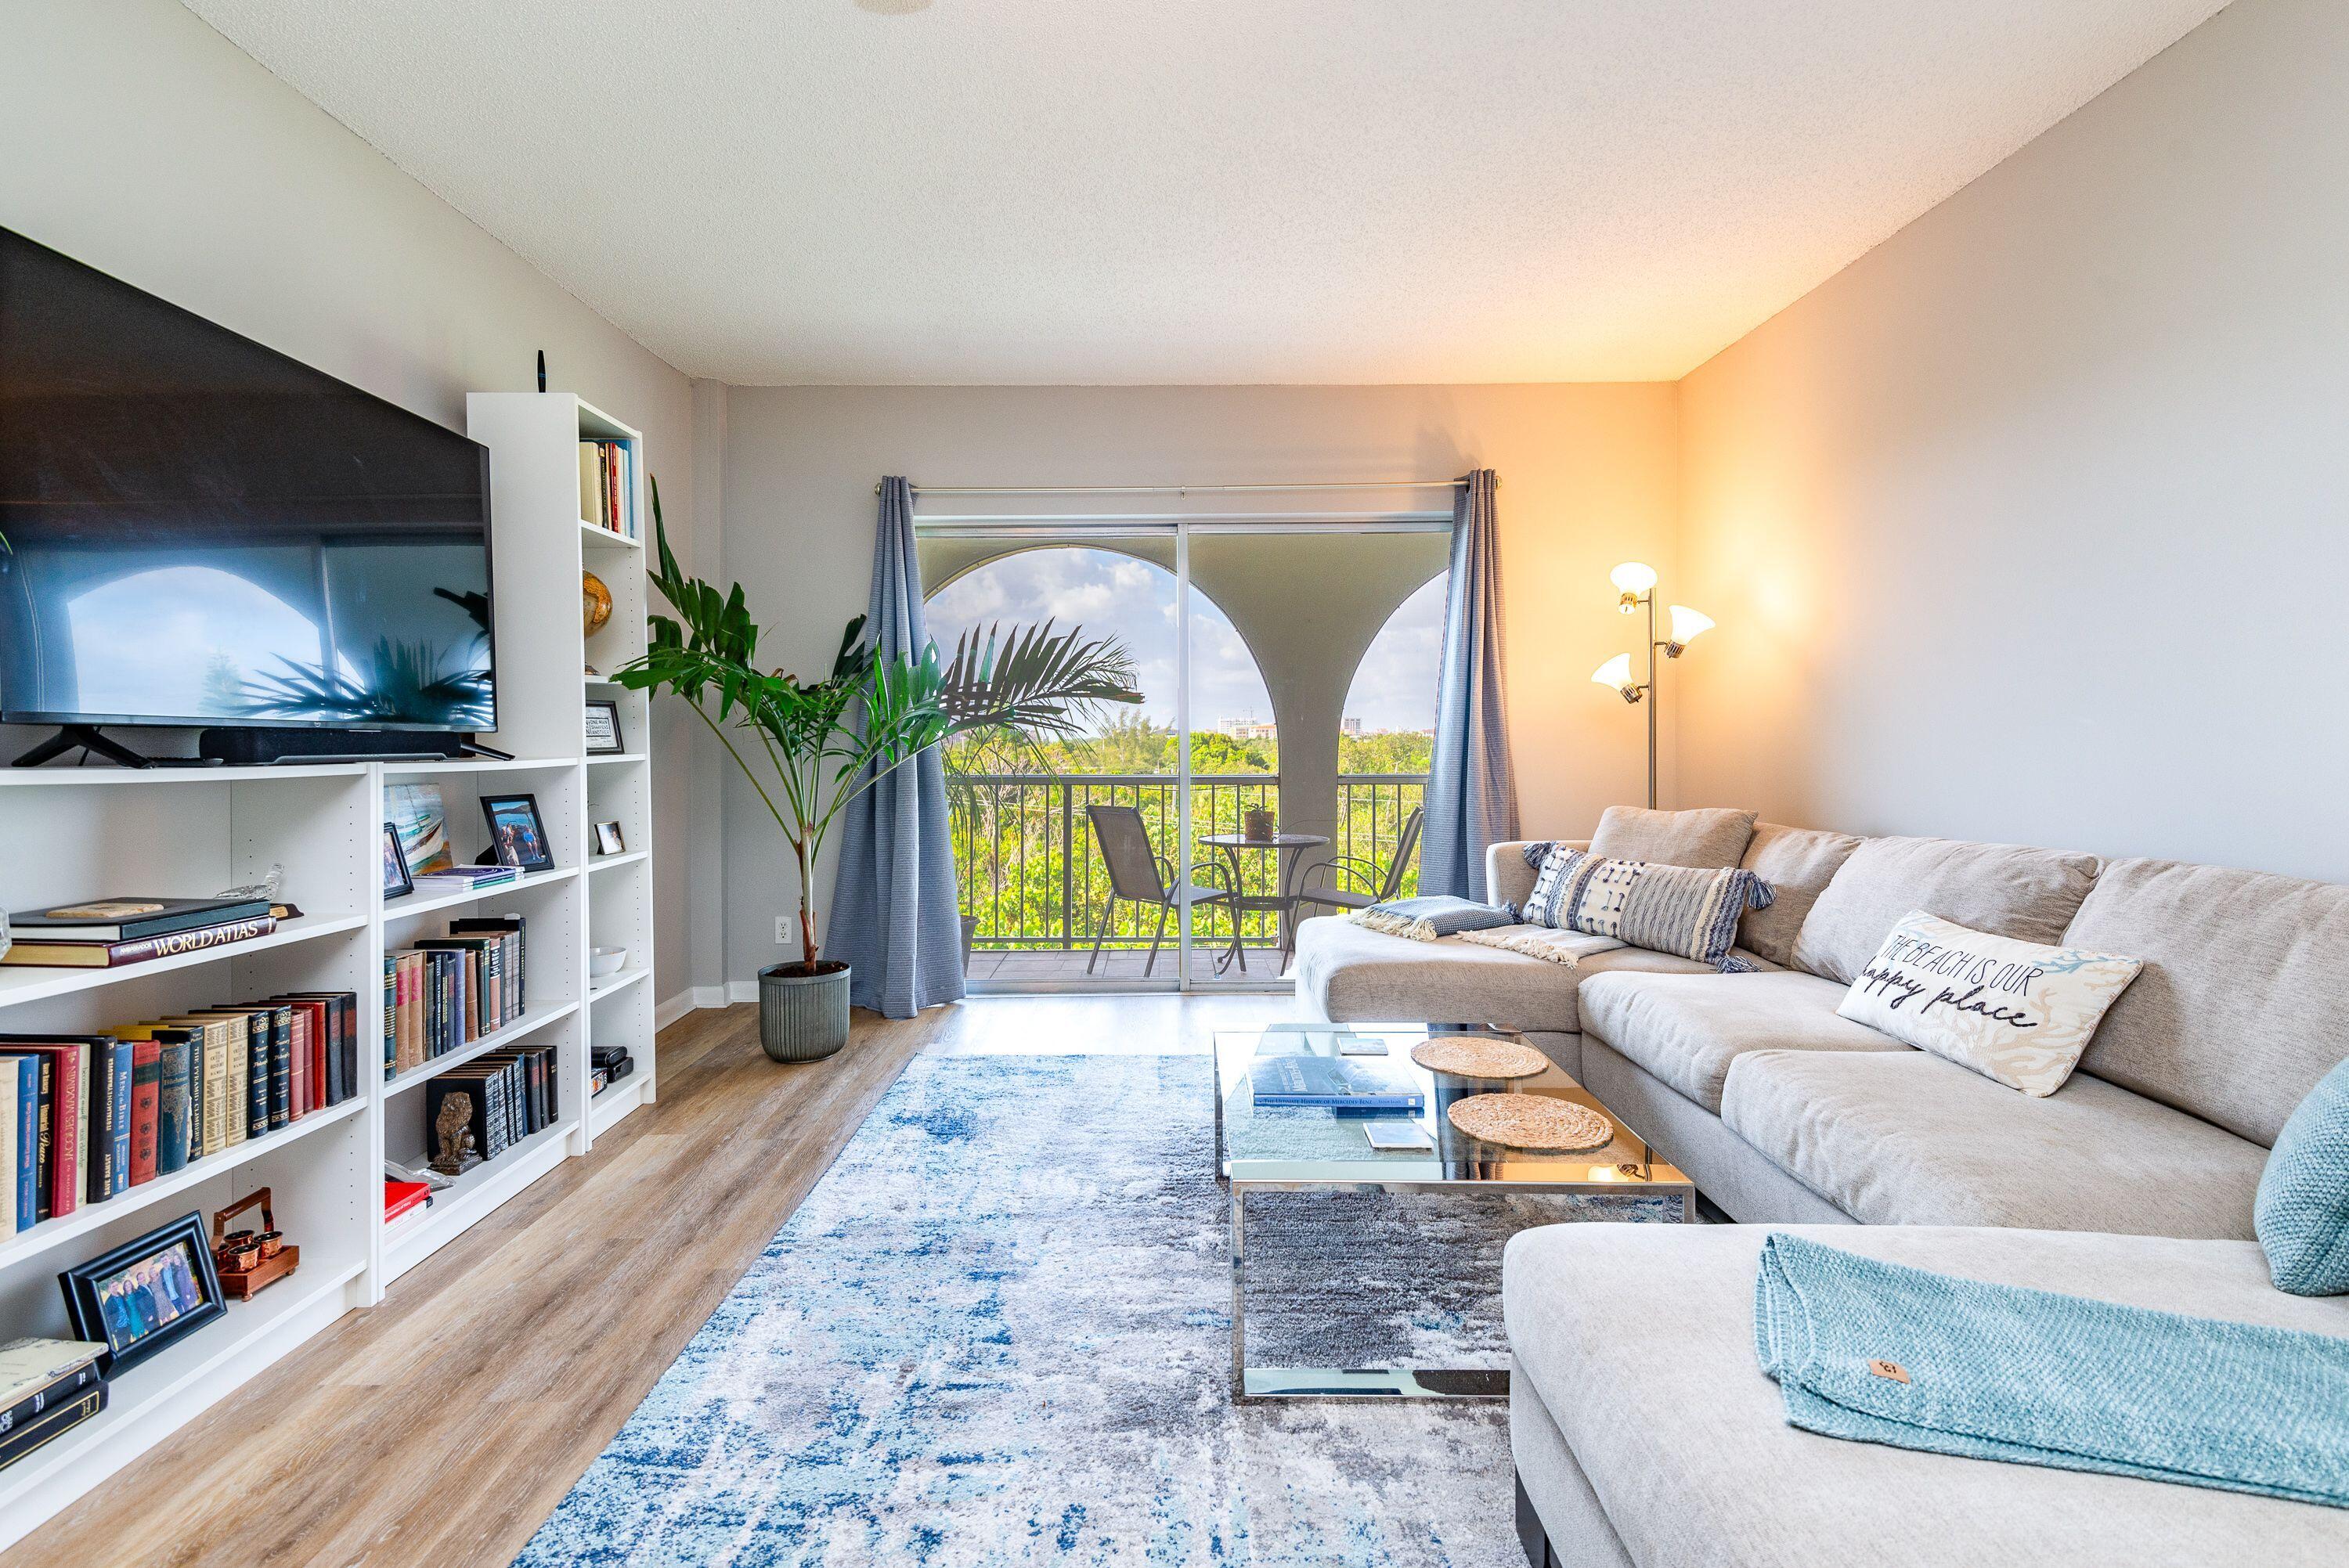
[923,546,1444,735]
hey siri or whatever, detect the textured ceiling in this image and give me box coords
[182,0,2227,384]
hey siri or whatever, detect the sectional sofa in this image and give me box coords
[1290,807,2349,1566]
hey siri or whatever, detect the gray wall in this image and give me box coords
[4,0,713,997]
[1676,0,2347,881]
[719,384,1679,983]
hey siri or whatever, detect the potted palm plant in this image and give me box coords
[616,485,1140,1061]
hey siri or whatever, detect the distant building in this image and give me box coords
[1340,716,1363,738]
[1221,717,1277,741]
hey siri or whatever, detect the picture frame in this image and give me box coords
[382,821,415,900]
[60,1212,226,1377]
[593,820,626,856]
[479,793,556,874]
[584,698,625,755]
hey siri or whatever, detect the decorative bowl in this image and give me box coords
[589,946,628,978]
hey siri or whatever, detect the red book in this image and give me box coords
[383,1178,429,1224]
[128,1040,161,1185]
[285,1007,310,1119]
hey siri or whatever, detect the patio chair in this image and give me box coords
[1084,803,1232,978]
[1289,807,1424,953]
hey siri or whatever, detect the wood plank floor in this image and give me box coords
[9,1004,934,1568]
[9,993,1276,1567]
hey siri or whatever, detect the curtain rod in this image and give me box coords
[877,478,1473,496]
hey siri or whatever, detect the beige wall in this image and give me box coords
[1676,0,2347,882]
[3,0,711,994]
[719,384,1679,979]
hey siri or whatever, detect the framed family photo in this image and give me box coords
[584,698,625,755]
[60,1212,226,1376]
[480,793,556,874]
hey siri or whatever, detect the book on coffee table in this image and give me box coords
[1246,1054,1423,1112]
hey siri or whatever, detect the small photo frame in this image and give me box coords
[382,821,415,900]
[593,820,626,856]
[584,698,625,755]
[60,1212,226,1376]
[480,793,556,874]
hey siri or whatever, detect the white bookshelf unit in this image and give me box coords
[0,393,659,1548]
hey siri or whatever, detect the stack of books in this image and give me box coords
[0,1339,106,1474]
[0,992,359,1231]
[384,917,527,1079]
[578,437,637,539]
[0,896,279,971]
[409,863,520,899]
[1247,1053,1425,1113]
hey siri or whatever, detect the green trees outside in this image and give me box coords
[944,726,1432,951]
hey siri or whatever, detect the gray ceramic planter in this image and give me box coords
[759,961,850,1062]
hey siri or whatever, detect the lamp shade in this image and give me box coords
[1591,653,1636,692]
[1608,561,1659,597]
[1668,604,1715,646]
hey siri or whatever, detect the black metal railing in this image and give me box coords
[945,771,1426,952]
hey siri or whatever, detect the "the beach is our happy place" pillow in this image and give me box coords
[1836,910,2145,1096]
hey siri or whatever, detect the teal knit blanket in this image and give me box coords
[1753,1233,2349,1507]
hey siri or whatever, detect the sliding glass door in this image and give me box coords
[918,514,1449,992]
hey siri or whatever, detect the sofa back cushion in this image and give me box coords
[1738,822,1865,968]
[1587,806,1755,868]
[2067,858,2349,1147]
[1790,836,2101,984]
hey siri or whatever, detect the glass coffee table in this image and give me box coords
[1218,1020,1693,1401]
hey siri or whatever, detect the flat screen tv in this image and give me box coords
[0,225,495,755]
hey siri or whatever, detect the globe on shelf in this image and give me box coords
[583,570,613,638]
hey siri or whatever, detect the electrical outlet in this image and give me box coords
[775,915,790,945]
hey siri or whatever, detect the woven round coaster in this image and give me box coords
[1446,1093,1612,1152]
[1410,1035,1551,1080]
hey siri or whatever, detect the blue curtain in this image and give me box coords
[1419,469,1518,901]
[824,478,966,1018]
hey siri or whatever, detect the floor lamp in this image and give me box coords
[1591,562,1713,810]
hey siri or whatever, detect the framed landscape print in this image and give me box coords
[386,783,454,874]
[584,698,625,755]
[60,1212,226,1376]
[480,793,556,873]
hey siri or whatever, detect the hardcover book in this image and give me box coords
[0,914,277,968]
[1246,1054,1425,1112]
[4,896,270,942]
[0,1382,106,1472]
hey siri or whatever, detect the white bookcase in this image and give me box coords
[0,393,658,1548]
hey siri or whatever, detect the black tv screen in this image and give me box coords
[0,225,494,733]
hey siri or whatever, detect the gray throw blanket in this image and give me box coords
[1350,896,1516,941]
[1755,1233,2349,1507]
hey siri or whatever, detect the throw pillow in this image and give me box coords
[2255,1057,2349,1296]
[1517,844,1773,971]
[1836,911,2143,1097]
[1586,805,1758,869]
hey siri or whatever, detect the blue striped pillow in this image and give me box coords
[1517,845,1773,972]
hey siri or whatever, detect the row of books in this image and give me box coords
[423,1040,558,1166]
[0,895,280,971]
[384,918,528,1080]
[0,993,361,1233]
[578,438,638,539]
[0,1339,106,1476]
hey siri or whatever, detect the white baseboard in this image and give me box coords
[725,979,760,1004]
[655,986,731,1030]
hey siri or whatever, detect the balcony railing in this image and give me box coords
[946,772,1426,952]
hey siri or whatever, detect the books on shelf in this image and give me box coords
[5,897,271,944]
[578,437,637,539]
[0,995,356,1233]
[1246,1054,1425,1112]
[383,1178,430,1224]
[384,917,528,1079]
[407,864,520,899]
[0,1339,106,1473]
[0,912,279,969]
[424,1037,558,1167]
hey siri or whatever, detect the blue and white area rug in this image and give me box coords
[517,1054,1678,1566]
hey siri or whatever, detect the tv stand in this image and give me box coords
[9,723,195,770]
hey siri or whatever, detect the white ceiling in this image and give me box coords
[183,0,2227,385]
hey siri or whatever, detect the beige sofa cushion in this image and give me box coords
[1719,1048,2265,1239]
[1790,835,2101,983]
[1504,1223,2349,1568]
[1578,970,1909,1113]
[2066,857,2349,1147]
[1737,822,1865,967]
[1587,806,1756,868]
[1290,914,1764,1035]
